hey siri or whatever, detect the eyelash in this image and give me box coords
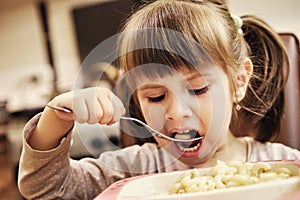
[189,86,209,96]
[148,94,166,103]
[147,86,209,103]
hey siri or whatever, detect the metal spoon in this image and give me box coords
[46,104,204,143]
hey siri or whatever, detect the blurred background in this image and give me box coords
[0,0,299,199]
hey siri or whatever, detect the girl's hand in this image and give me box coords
[49,87,125,125]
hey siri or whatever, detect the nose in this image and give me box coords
[166,93,194,121]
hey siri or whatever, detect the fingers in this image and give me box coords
[49,92,75,122]
[111,94,126,122]
[72,96,89,123]
[72,87,125,125]
[96,88,125,125]
[49,87,125,125]
[97,95,114,124]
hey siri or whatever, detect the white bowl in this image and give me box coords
[117,161,300,200]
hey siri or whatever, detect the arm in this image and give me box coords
[28,106,73,150]
[18,87,125,199]
[18,118,126,199]
[28,87,124,151]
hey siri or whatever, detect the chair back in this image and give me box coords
[277,33,300,150]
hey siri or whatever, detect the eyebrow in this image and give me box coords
[139,83,164,90]
[185,72,202,81]
[138,71,210,91]
[187,69,214,79]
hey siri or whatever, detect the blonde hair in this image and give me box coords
[115,0,288,143]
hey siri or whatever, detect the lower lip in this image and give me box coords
[173,140,203,158]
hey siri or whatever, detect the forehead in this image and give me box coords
[120,59,228,94]
[129,64,217,89]
[128,62,213,77]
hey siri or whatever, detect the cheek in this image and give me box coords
[137,96,150,121]
[140,101,166,130]
[139,102,149,119]
[198,81,232,137]
[196,97,213,132]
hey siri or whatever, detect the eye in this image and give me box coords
[188,86,209,96]
[148,94,166,102]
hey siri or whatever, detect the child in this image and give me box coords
[18,0,300,199]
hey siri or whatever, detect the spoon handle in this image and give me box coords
[46,104,204,143]
[46,104,72,113]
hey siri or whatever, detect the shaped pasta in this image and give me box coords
[169,160,292,194]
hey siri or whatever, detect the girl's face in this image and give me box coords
[136,65,233,166]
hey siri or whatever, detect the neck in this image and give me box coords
[217,133,247,162]
[194,132,248,168]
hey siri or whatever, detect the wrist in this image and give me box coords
[28,107,74,150]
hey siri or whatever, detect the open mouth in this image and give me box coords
[173,130,202,152]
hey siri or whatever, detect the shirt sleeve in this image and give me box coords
[17,113,128,200]
[245,137,300,162]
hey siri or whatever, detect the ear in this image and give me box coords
[234,57,253,103]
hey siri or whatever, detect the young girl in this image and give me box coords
[18,0,300,199]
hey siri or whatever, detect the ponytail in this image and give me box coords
[236,15,289,142]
